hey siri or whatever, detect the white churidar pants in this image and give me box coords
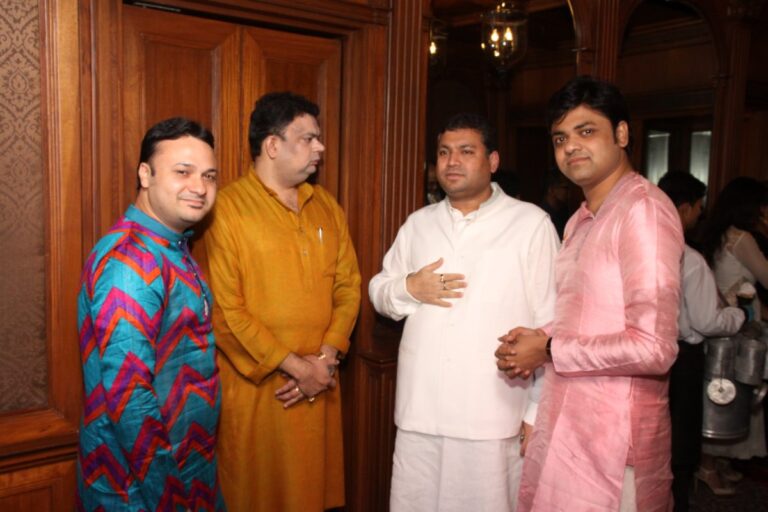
[390,429,524,512]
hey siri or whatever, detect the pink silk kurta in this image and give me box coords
[518,172,684,512]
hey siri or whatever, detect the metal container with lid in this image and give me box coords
[702,337,751,440]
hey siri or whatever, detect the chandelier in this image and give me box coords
[480,1,528,73]
[429,18,448,71]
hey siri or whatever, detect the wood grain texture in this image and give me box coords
[0,460,76,512]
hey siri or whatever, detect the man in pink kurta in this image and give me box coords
[496,76,684,511]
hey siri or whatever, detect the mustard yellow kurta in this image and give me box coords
[204,171,361,512]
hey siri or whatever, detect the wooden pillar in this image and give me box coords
[569,0,621,81]
[343,1,430,510]
[709,0,761,195]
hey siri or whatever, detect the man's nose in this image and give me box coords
[564,138,581,154]
[188,173,206,195]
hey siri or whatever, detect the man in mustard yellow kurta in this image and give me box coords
[204,92,361,511]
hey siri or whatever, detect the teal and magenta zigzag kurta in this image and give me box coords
[77,205,224,512]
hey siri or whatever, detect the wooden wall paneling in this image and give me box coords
[740,110,768,179]
[351,358,397,511]
[122,6,241,192]
[0,0,83,503]
[240,27,342,194]
[710,6,755,194]
[132,0,387,31]
[339,21,390,512]
[566,0,621,79]
[0,460,76,512]
[342,1,430,510]
[379,2,429,251]
[86,0,125,238]
[618,44,717,95]
[33,0,82,445]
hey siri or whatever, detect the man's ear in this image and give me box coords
[489,150,500,174]
[264,135,281,159]
[615,121,629,148]
[137,162,152,189]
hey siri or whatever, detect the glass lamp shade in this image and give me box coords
[481,2,528,72]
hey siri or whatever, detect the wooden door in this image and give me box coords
[241,26,341,194]
[122,6,342,198]
[123,7,239,193]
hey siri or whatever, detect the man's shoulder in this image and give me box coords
[485,195,551,232]
[309,183,342,207]
[87,221,162,282]
[683,244,707,268]
[498,195,549,218]
[404,201,444,224]
[625,173,675,208]
[217,174,253,203]
[609,173,678,222]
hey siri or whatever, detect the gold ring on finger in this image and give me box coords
[440,273,445,283]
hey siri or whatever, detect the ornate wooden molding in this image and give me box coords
[0,0,82,471]
[124,0,390,30]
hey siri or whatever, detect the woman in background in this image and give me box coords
[698,177,768,488]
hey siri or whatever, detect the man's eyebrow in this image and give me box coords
[439,143,478,149]
[574,121,596,130]
[551,121,596,136]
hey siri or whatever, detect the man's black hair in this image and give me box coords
[248,91,320,159]
[546,75,632,153]
[137,117,214,188]
[657,171,707,208]
[438,112,498,154]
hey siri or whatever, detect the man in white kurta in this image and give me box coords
[369,113,559,512]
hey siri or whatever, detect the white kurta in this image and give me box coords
[678,244,745,345]
[369,184,559,440]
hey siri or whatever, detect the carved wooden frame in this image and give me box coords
[0,0,83,475]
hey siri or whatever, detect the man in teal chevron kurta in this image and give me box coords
[77,118,224,511]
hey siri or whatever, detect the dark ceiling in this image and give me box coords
[432,0,702,29]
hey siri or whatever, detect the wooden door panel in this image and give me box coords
[0,460,76,512]
[122,6,241,194]
[242,27,341,195]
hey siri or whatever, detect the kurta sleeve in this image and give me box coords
[369,220,422,321]
[205,199,291,384]
[523,366,544,425]
[321,199,362,354]
[519,217,558,425]
[523,216,559,328]
[684,249,745,338]
[87,256,186,511]
[552,196,683,376]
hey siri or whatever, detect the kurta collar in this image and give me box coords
[445,182,503,221]
[246,168,315,211]
[574,171,638,221]
[125,204,192,244]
